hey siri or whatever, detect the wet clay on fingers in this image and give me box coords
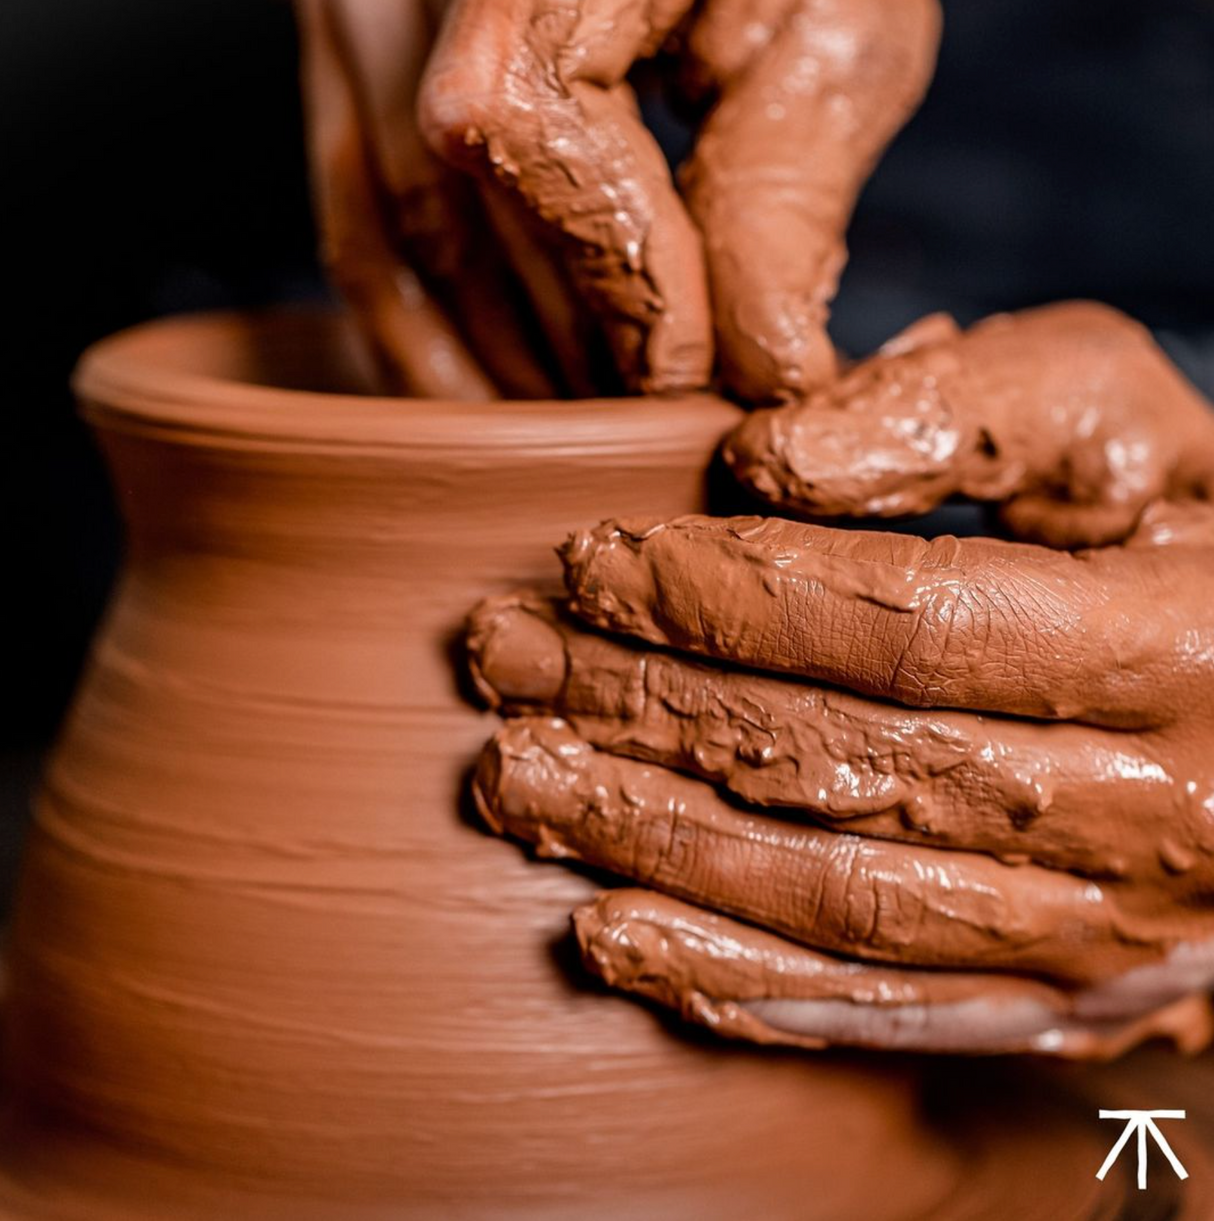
[297,0,497,398]
[298,0,563,398]
[682,0,942,401]
[724,302,1214,545]
[472,717,1211,985]
[466,590,1214,890]
[420,0,714,394]
[417,0,940,401]
[462,504,1214,1054]
[560,512,1214,728]
[573,890,1214,1058]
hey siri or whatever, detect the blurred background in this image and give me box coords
[2,0,1214,906]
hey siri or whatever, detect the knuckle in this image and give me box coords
[821,838,898,953]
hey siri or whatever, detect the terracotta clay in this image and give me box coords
[724,302,1214,546]
[418,0,939,400]
[0,310,967,1220]
[297,0,498,399]
[681,0,942,401]
[575,889,1213,1058]
[464,499,1214,1056]
[466,581,1214,890]
[420,0,713,394]
[302,0,941,402]
[298,0,579,398]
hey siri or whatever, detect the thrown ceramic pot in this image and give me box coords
[0,311,1114,1219]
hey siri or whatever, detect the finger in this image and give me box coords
[465,593,1196,887]
[472,718,1194,982]
[477,182,614,398]
[419,0,713,394]
[680,0,795,97]
[574,890,1214,1057]
[1126,500,1214,550]
[296,0,497,399]
[560,513,1198,728]
[323,0,559,399]
[681,0,941,402]
[724,302,1214,546]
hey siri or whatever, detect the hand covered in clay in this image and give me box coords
[724,301,1214,547]
[307,0,940,400]
[298,0,582,399]
[465,304,1214,1058]
[419,0,941,397]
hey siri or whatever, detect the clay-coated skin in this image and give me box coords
[419,0,714,394]
[574,890,1213,1058]
[299,0,938,400]
[297,0,499,398]
[468,444,1214,1055]
[724,302,1214,545]
[414,0,938,397]
[298,0,579,399]
[681,0,941,402]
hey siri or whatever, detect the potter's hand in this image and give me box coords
[725,301,1214,548]
[464,309,1214,1057]
[298,0,576,398]
[419,0,940,398]
[466,510,1214,1058]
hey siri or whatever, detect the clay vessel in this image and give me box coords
[0,311,1100,1218]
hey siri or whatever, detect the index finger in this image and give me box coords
[560,513,1186,728]
[313,0,562,399]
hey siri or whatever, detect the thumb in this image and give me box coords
[724,302,1214,548]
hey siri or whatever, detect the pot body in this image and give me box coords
[0,312,953,1220]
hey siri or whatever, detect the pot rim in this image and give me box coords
[73,308,741,454]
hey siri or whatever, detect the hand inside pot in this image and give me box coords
[465,305,1214,1058]
[297,0,569,399]
[299,0,942,400]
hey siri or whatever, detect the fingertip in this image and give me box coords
[570,898,605,959]
[722,316,839,406]
[634,219,715,397]
[558,526,606,598]
[877,312,961,358]
[571,892,652,992]
[560,519,665,635]
[719,407,789,506]
[999,492,1153,549]
[638,326,715,396]
[471,717,591,850]
[413,3,505,171]
[464,593,568,709]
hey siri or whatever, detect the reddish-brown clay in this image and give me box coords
[724,302,1214,546]
[460,506,1214,1058]
[0,310,969,1220]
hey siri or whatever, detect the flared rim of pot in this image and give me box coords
[72,308,740,454]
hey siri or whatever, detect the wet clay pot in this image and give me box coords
[0,311,1103,1219]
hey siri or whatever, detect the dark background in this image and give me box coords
[3,0,1214,903]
